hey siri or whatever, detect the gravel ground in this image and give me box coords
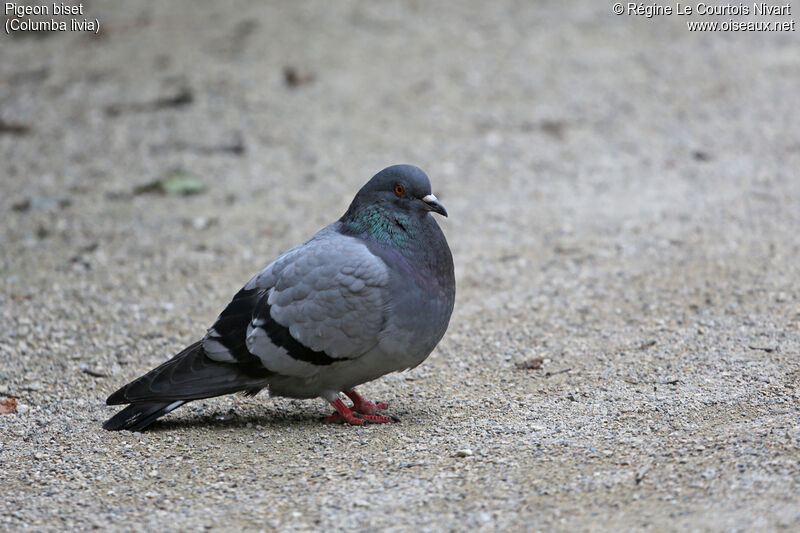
[2,1,799,531]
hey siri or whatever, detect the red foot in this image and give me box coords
[345,389,388,415]
[324,396,397,426]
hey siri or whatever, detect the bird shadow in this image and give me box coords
[145,412,326,433]
[142,405,416,433]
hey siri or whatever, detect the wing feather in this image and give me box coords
[203,227,389,378]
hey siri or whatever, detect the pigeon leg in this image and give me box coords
[324,398,396,425]
[344,389,387,415]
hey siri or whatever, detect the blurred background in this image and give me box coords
[2,1,799,531]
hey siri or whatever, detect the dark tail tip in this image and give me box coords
[103,401,185,432]
[105,388,127,405]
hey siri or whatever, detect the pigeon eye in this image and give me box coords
[394,184,405,196]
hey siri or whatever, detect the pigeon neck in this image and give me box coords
[339,204,419,252]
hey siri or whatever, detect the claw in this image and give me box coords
[345,390,388,415]
[360,414,395,423]
[324,397,397,426]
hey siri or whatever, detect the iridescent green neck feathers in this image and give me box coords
[340,205,419,252]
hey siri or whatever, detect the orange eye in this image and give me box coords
[394,184,405,196]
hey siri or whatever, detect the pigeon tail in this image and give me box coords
[105,341,270,405]
[103,341,271,431]
[102,401,185,431]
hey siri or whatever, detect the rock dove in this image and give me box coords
[103,164,455,431]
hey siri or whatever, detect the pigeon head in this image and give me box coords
[338,165,448,249]
[346,164,447,219]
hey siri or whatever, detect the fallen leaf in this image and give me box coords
[283,66,315,87]
[82,367,109,378]
[12,198,31,211]
[0,119,31,135]
[105,86,194,116]
[747,345,777,353]
[134,171,206,196]
[515,358,544,370]
[539,119,566,139]
[0,397,18,415]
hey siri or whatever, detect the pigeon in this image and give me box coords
[103,164,455,431]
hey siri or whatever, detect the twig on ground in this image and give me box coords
[636,465,651,485]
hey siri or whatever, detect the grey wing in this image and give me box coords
[205,230,390,378]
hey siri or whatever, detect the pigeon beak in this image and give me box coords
[422,194,448,217]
